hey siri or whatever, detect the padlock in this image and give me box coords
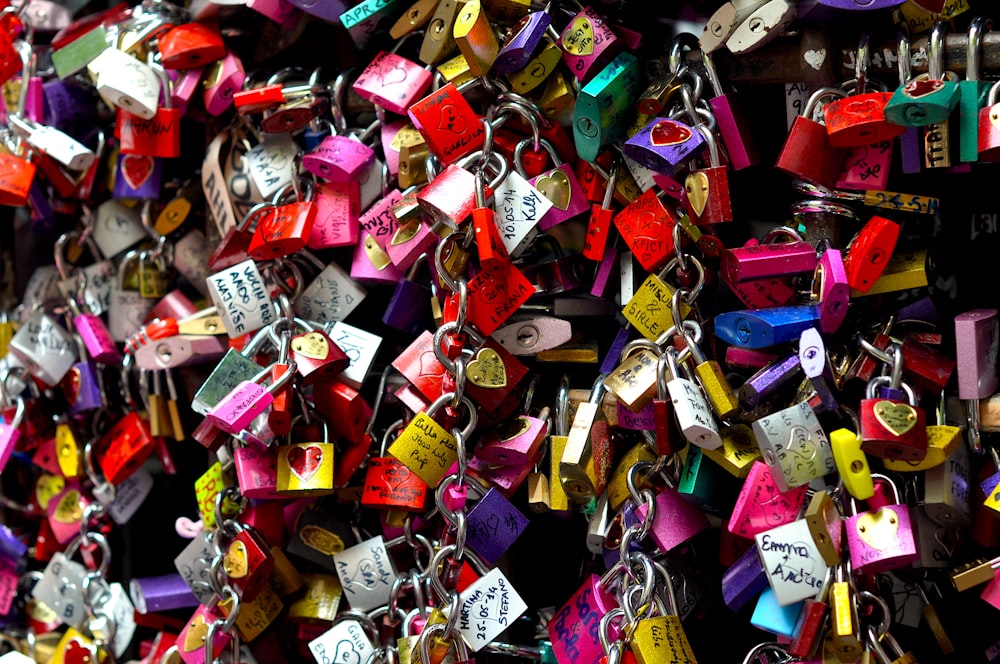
[416,161,480,231]
[89,200,145,262]
[308,180,361,250]
[205,258,277,338]
[635,482,711,552]
[738,352,802,411]
[559,379,605,503]
[137,246,170,299]
[684,126,732,225]
[726,0,796,54]
[804,489,844,567]
[922,442,971,529]
[66,287,120,366]
[233,445,279,500]
[476,413,547,467]
[351,231,407,286]
[222,524,274,601]
[62,361,105,415]
[702,49,758,170]
[829,412,875,502]
[859,344,927,461]
[206,361,296,434]
[97,411,156,485]
[548,574,618,664]
[662,344,722,450]
[295,262,368,324]
[248,188,318,261]
[332,535,397,611]
[288,325,349,385]
[624,111,705,176]
[202,50,246,116]
[8,309,77,386]
[276,430,336,497]
[755,518,828,606]
[828,560,863,663]
[452,0,498,76]
[573,51,640,162]
[959,17,992,163]
[612,187,676,273]
[302,134,376,184]
[823,33,904,148]
[0,397,24,473]
[406,81,485,165]
[728,460,808,540]
[884,21,959,128]
[628,590,697,664]
[557,5,620,83]
[843,215,900,293]
[117,61,181,159]
[387,193,438,271]
[977,78,1000,162]
[715,304,820,349]
[776,87,850,188]
[514,138,587,231]
[93,47,161,120]
[363,421,429,512]
[844,480,918,575]
[10,114,94,172]
[721,228,818,285]
[786,567,832,660]
[158,21,226,70]
[494,9,550,74]
[752,400,836,492]
[464,487,529,564]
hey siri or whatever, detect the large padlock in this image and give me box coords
[8,309,77,386]
[884,21,959,128]
[206,361,297,435]
[117,61,181,159]
[205,258,277,338]
[752,400,836,493]
[776,87,850,188]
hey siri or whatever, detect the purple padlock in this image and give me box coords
[817,0,905,8]
[0,523,26,572]
[722,544,768,611]
[113,152,163,199]
[171,68,204,116]
[129,573,201,614]
[283,0,348,23]
[302,135,376,183]
[494,11,551,75]
[43,78,97,139]
[623,116,706,175]
[65,362,105,415]
[464,488,529,565]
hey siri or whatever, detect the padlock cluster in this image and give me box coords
[3,0,1000,662]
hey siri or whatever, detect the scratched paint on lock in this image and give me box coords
[613,188,675,273]
[332,537,395,611]
[454,568,527,651]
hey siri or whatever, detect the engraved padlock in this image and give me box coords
[206,361,296,435]
[8,309,77,386]
[362,420,429,512]
[844,481,918,575]
[205,258,277,338]
[859,343,927,461]
[276,421,336,497]
[752,400,836,493]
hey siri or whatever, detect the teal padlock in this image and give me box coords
[959,17,993,163]
[884,20,959,128]
[572,51,640,162]
[676,444,740,515]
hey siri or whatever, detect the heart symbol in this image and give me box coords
[535,169,571,210]
[437,104,467,135]
[561,16,595,56]
[63,639,93,664]
[287,444,324,482]
[121,154,154,190]
[292,332,330,360]
[904,78,944,99]
[224,540,249,579]
[855,507,899,550]
[382,460,414,493]
[52,489,82,524]
[183,613,209,652]
[636,209,664,238]
[844,98,880,119]
[466,347,508,389]
[873,400,917,436]
[649,119,692,147]
[685,171,710,217]
[804,48,827,71]
[380,63,408,87]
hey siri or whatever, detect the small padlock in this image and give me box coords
[93,47,161,120]
[205,258,277,338]
[728,460,808,540]
[884,21,960,128]
[8,309,77,386]
[406,81,485,165]
[248,185,318,261]
[158,21,226,70]
[624,112,705,176]
[516,138,588,231]
[859,343,927,461]
[684,126,732,225]
[572,51,640,162]
[276,424,336,497]
[302,134,376,184]
[776,87,851,188]
[222,524,274,601]
[556,5,620,83]
[362,421,429,512]
[97,411,156,485]
[117,60,181,159]
[288,324,349,385]
[202,50,246,116]
[844,480,919,575]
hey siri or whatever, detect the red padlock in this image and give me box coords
[289,326,349,385]
[776,87,851,188]
[117,65,181,159]
[248,195,317,260]
[158,22,226,70]
[97,412,156,485]
[843,215,900,293]
[222,525,274,600]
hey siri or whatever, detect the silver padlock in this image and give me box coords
[246,132,298,201]
[664,345,722,450]
[8,309,78,386]
[725,0,796,54]
[14,118,96,171]
[108,251,154,343]
[173,229,211,297]
[172,529,217,605]
[32,551,88,627]
[205,257,276,338]
[752,399,836,493]
[93,47,161,120]
[293,261,368,324]
[91,199,147,259]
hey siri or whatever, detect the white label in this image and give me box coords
[93,199,146,259]
[93,49,160,119]
[204,128,237,236]
[329,321,381,390]
[333,536,395,611]
[9,311,77,386]
[247,133,297,200]
[308,619,375,664]
[454,568,527,651]
[623,154,656,193]
[785,82,810,131]
[173,530,217,604]
[798,327,825,378]
[106,582,137,657]
[20,265,61,321]
[32,552,87,627]
[493,172,551,256]
[58,259,116,316]
[754,519,827,607]
[668,377,722,450]
[294,263,367,324]
[206,258,275,338]
[109,468,153,524]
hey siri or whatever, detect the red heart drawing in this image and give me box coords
[63,639,92,664]
[121,154,154,190]
[904,78,944,99]
[287,445,323,482]
[649,119,692,147]
[437,104,467,135]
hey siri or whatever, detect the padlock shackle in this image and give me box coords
[967,16,993,82]
[929,21,947,82]
[855,31,871,94]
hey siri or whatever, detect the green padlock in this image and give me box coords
[959,17,993,163]
[573,51,640,162]
[884,20,959,128]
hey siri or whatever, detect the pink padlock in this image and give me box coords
[467,456,533,496]
[246,0,304,29]
[234,445,280,499]
[380,120,408,177]
[359,189,403,250]
[635,485,711,551]
[0,399,23,473]
[385,215,436,271]
[308,181,361,249]
[178,604,231,664]
[417,164,478,231]
[350,231,407,286]
[724,276,797,310]
[557,6,621,83]
[548,574,619,664]
[171,68,204,116]
[206,362,296,434]
[353,51,434,115]
[203,51,246,116]
[836,140,893,192]
[69,293,122,365]
[721,233,818,285]
[844,482,918,575]
[47,484,89,544]
[815,247,850,334]
[149,289,199,322]
[474,416,547,467]
[301,135,376,183]
[727,460,808,540]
